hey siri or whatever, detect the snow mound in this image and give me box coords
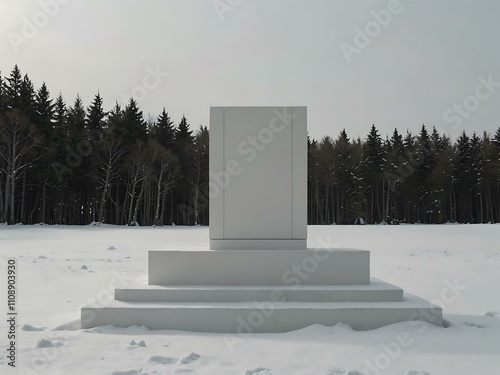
[138,340,146,347]
[332,322,353,331]
[485,311,499,318]
[81,265,88,270]
[244,368,272,375]
[108,246,117,250]
[405,371,430,375]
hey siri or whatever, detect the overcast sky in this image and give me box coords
[1,0,499,141]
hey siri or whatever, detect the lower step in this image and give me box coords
[81,295,442,332]
[115,278,403,303]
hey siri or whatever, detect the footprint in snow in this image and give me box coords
[149,356,177,365]
[129,339,146,347]
[22,324,44,331]
[112,370,148,375]
[464,322,485,328]
[179,352,201,364]
[244,368,272,375]
[36,338,63,348]
[326,369,364,375]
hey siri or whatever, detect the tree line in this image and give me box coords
[1,65,499,225]
[308,125,500,224]
[0,65,208,226]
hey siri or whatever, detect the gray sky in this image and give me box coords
[1,0,499,141]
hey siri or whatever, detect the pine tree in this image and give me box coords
[67,95,87,135]
[19,74,36,122]
[4,65,22,110]
[362,125,385,223]
[384,128,405,222]
[431,126,444,151]
[453,131,472,223]
[153,108,175,150]
[191,126,210,225]
[0,72,5,114]
[175,115,193,143]
[414,125,436,222]
[34,82,54,139]
[120,98,147,145]
[87,92,106,135]
[333,130,363,224]
[317,136,335,224]
[50,93,70,186]
[492,127,500,150]
[53,93,67,141]
[430,129,453,223]
[107,102,124,135]
[173,115,194,224]
[307,137,319,224]
[469,132,484,222]
[482,131,500,223]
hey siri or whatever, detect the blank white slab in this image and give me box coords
[209,106,307,250]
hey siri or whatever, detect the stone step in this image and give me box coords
[81,293,442,332]
[115,278,403,303]
[148,249,370,285]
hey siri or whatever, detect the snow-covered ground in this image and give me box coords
[0,224,499,375]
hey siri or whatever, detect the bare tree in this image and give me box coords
[124,141,153,225]
[0,110,41,223]
[190,126,209,225]
[94,134,125,223]
[149,140,177,226]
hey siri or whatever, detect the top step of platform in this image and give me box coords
[148,248,370,286]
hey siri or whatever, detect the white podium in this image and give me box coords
[81,106,443,332]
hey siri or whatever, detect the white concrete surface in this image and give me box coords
[81,292,443,332]
[115,278,403,303]
[209,107,307,250]
[148,249,370,285]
